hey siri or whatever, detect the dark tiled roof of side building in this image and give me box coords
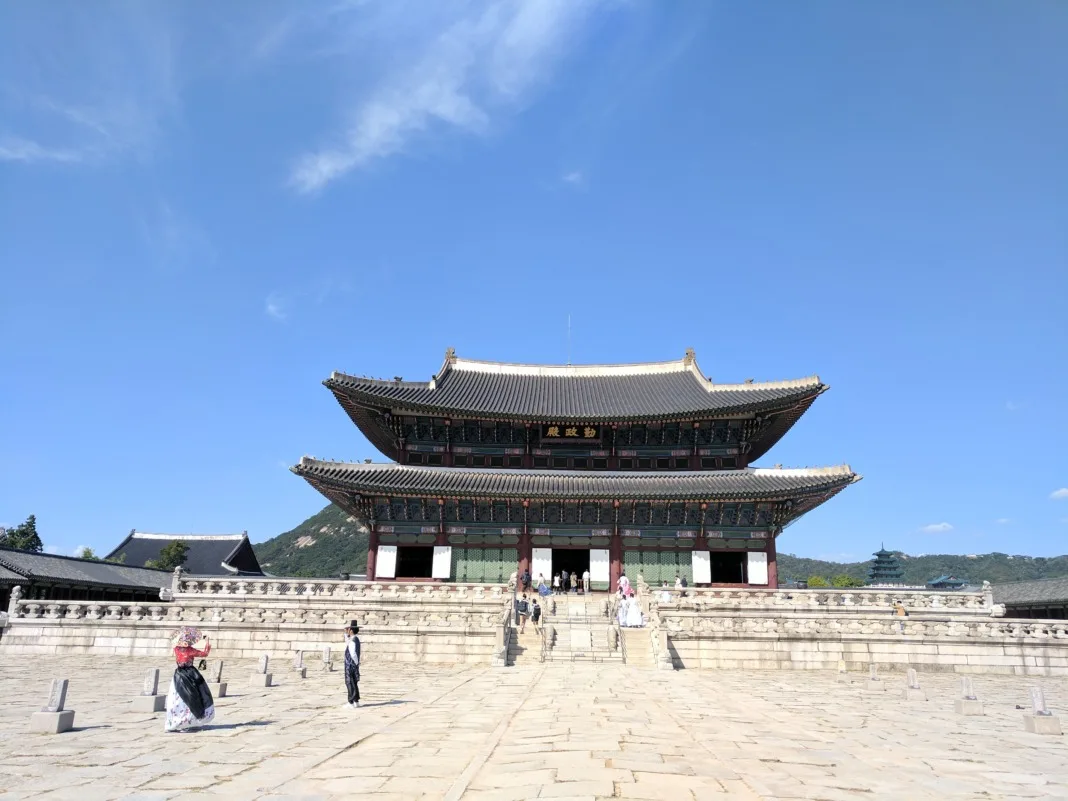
[993,577,1068,606]
[0,547,171,590]
[292,459,860,501]
[326,351,825,421]
[104,532,264,576]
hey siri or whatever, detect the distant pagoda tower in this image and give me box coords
[868,544,904,585]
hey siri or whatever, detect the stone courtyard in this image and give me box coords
[0,656,1066,800]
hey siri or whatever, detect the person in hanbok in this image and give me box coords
[616,593,628,627]
[618,573,630,596]
[165,627,215,732]
[625,591,644,628]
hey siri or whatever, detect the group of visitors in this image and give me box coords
[614,572,644,627]
[514,593,542,633]
[549,568,590,594]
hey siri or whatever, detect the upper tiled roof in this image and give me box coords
[0,547,171,590]
[326,350,825,422]
[292,458,860,501]
[992,577,1068,606]
[105,532,264,576]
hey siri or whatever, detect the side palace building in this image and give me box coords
[293,349,859,591]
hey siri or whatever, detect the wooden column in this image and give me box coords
[609,500,623,593]
[518,500,532,580]
[366,525,379,580]
[766,532,778,589]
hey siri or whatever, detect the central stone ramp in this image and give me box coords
[545,594,622,663]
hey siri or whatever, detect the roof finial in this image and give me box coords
[445,347,456,362]
[684,347,695,365]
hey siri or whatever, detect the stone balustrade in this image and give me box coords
[655,586,999,616]
[173,577,508,602]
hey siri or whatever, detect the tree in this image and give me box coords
[807,575,830,588]
[0,515,43,553]
[831,574,865,588]
[76,547,99,560]
[106,553,127,565]
[146,540,189,571]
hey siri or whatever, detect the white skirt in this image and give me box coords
[164,679,215,732]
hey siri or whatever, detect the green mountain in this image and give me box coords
[255,504,369,577]
[255,504,1068,585]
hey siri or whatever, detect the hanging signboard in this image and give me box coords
[540,424,600,440]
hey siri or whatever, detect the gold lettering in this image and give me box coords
[564,427,579,438]
[583,427,597,439]
[546,426,560,437]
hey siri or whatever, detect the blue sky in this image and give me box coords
[1,1,1066,562]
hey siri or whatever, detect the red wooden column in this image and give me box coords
[766,533,778,589]
[609,500,623,593]
[366,525,379,580]
[517,500,532,580]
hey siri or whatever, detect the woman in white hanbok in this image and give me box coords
[625,593,644,628]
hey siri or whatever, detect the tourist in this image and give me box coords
[517,593,530,633]
[582,568,590,594]
[344,620,361,708]
[625,591,644,628]
[562,570,570,593]
[619,572,630,596]
[553,573,561,595]
[165,626,215,732]
[674,574,683,591]
[531,598,542,632]
[616,593,627,627]
[521,569,532,593]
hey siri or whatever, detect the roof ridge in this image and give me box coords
[130,532,246,540]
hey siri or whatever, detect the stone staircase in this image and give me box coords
[621,626,655,668]
[506,624,543,666]
[543,595,623,663]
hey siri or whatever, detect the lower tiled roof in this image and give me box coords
[292,459,860,501]
[0,547,170,590]
[993,577,1068,606]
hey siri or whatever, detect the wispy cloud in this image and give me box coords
[994,518,1012,525]
[265,293,288,322]
[920,522,954,533]
[138,199,214,272]
[0,4,180,166]
[1051,488,1068,501]
[286,0,612,193]
[562,170,585,186]
[816,553,857,563]
[1005,401,1023,412]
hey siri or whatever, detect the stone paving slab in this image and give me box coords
[0,655,1066,799]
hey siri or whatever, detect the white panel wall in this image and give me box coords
[692,550,712,584]
[747,551,768,585]
[590,549,610,583]
[432,546,452,579]
[376,545,397,579]
[532,548,552,581]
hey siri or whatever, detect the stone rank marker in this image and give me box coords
[863,663,885,692]
[292,650,307,679]
[132,668,166,713]
[1023,687,1063,735]
[835,659,849,683]
[207,660,227,699]
[250,654,272,687]
[30,679,75,734]
[954,676,984,716]
[321,647,333,672]
[903,668,927,701]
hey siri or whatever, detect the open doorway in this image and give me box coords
[396,546,434,578]
[709,551,747,583]
[551,548,591,589]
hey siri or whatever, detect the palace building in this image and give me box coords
[292,349,859,591]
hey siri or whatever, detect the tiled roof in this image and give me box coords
[292,459,860,501]
[326,351,825,422]
[0,547,170,590]
[105,532,264,576]
[993,577,1068,606]
[0,563,23,584]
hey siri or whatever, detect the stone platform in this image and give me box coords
[0,655,1066,799]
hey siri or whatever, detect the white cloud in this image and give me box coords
[265,293,288,321]
[994,518,1011,525]
[287,0,610,193]
[816,553,857,562]
[1005,401,1022,412]
[1050,488,1068,500]
[44,544,63,555]
[562,170,585,186]
[920,522,954,533]
[0,4,180,166]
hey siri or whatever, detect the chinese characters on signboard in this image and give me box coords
[541,424,600,440]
